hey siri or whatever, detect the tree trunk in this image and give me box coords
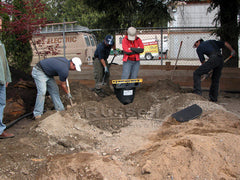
[219,0,239,67]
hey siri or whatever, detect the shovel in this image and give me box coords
[66,78,73,106]
[171,41,183,80]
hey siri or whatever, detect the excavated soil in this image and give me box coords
[0,69,240,180]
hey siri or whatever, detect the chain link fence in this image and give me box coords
[91,27,239,67]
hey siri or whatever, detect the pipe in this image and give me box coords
[6,112,33,129]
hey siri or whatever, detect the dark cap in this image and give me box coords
[105,35,114,46]
[193,38,204,48]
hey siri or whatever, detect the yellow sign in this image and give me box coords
[141,41,159,54]
[112,79,143,84]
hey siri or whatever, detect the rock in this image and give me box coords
[141,160,152,174]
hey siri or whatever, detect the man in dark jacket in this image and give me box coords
[93,35,114,97]
[193,39,235,102]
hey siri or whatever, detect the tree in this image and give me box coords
[43,0,103,29]
[137,0,171,27]
[82,0,171,29]
[63,0,105,28]
[42,0,65,23]
[208,0,239,67]
[0,0,46,72]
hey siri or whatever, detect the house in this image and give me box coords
[167,1,219,60]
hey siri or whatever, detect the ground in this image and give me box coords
[0,69,240,180]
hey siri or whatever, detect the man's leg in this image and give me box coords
[121,60,132,79]
[101,60,113,96]
[93,58,105,97]
[93,58,104,86]
[47,78,65,111]
[0,84,14,138]
[209,56,223,102]
[0,84,6,134]
[32,67,48,117]
[193,60,214,95]
[129,61,140,79]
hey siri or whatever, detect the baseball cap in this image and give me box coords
[127,27,136,41]
[72,57,82,71]
[105,35,114,46]
[193,38,204,48]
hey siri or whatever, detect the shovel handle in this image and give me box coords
[66,79,73,106]
[224,55,232,63]
[171,41,183,80]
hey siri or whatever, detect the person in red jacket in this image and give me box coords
[121,27,144,79]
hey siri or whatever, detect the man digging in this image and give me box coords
[32,57,82,119]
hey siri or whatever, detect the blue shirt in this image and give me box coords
[94,41,112,60]
[39,57,70,82]
[196,40,225,63]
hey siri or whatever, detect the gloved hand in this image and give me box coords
[67,93,73,99]
[202,73,209,79]
[201,72,212,81]
[113,50,118,56]
[104,66,109,74]
[130,47,144,54]
[231,50,236,57]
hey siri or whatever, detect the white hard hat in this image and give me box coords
[72,57,82,71]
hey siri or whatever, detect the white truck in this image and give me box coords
[31,22,97,66]
[115,31,168,60]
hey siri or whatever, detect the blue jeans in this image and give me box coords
[32,67,64,117]
[0,84,6,134]
[121,60,140,79]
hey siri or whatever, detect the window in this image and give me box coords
[84,35,91,47]
[119,37,123,44]
[89,36,96,46]
[41,27,47,33]
[53,25,59,32]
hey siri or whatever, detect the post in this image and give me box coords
[63,19,66,57]
[160,28,163,65]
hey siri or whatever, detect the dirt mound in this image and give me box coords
[4,68,36,123]
[1,79,240,179]
[33,80,240,179]
[130,109,240,179]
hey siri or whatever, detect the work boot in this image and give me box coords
[0,131,15,139]
[95,88,105,98]
[102,86,113,96]
[209,99,217,103]
[32,115,41,120]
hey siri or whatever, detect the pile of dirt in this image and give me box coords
[4,67,36,123]
[1,76,240,179]
[130,109,240,179]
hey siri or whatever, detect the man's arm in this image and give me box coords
[100,59,107,67]
[196,48,205,64]
[97,45,108,68]
[130,47,144,54]
[224,42,236,56]
[122,38,135,55]
[60,81,69,94]
[130,38,144,54]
